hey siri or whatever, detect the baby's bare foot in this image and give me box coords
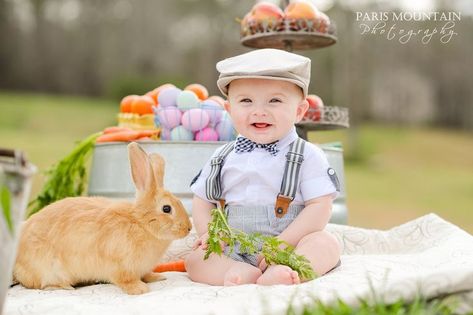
[256,265,300,286]
[223,263,262,286]
[223,273,241,286]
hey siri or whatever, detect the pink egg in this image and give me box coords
[195,127,219,141]
[157,107,182,129]
[181,108,209,132]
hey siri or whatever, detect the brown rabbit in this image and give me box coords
[13,142,192,295]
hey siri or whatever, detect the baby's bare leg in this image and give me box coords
[257,231,340,285]
[223,261,262,286]
[295,230,341,278]
[185,247,261,286]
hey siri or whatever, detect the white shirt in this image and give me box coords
[191,127,338,206]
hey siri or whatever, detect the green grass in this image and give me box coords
[1,90,472,234]
[287,296,457,315]
[309,126,473,233]
[0,91,117,205]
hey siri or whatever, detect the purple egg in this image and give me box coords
[181,108,210,132]
[195,127,219,141]
[170,125,194,141]
[158,87,182,107]
[201,100,223,127]
[157,107,182,129]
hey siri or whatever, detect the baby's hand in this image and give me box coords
[193,232,226,251]
[193,232,210,250]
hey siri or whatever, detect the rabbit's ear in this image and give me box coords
[149,153,165,188]
[128,142,156,193]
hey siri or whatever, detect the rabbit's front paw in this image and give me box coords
[142,272,166,283]
[116,280,150,295]
[43,284,74,291]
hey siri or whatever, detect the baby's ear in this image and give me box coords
[295,98,309,123]
[224,100,231,113]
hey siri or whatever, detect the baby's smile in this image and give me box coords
[252,122,272,129]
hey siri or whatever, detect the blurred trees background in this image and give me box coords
[1,0,472,129]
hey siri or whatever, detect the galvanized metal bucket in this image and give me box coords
[0,149,36,314]
[88,141,347,224]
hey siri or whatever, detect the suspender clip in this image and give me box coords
[274,194,293,218]
[217,199,226,211]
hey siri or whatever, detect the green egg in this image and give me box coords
[177,90,200,110]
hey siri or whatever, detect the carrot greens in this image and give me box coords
[205,207,317,281]
[28,132,101,216]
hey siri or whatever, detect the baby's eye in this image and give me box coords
[240,98,252,103]
[269,98,282,103]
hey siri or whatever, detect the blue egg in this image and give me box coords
[158,87,182,107]
[201,99,223,127]
[153,107,161,128]
[160,127,172,140]
[216,113,236,141]
[170,125,194,141]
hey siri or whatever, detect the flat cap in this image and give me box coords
[216,48,311,97]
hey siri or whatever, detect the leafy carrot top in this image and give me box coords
[204,207,317,281]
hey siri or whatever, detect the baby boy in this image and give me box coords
[185,48,341,286]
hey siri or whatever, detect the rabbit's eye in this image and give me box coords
[162,205,172,213]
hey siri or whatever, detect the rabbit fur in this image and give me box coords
[14,142,192,295]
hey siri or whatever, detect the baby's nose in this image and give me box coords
[251,107,268,116]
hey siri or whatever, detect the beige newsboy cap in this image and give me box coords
[216,48,311,97]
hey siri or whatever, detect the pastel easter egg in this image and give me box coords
[208,95,226,107]
[160,127,171,140]
[181,108,209,132]
[195,127,219,142]
[216,113,236,141]
[176,90,200,110]
[201,99,223,126]
[153,106,161,127]
[157,106,182,129]
[170,125,194,141]
[158,87,182,107]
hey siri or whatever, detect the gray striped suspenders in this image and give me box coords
[205,141,235,210]
[275,138,305,217]
[205,138,306,216]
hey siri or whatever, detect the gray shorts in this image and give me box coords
[223,204,304,267]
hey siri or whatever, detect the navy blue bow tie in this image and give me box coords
[234,137,279,156]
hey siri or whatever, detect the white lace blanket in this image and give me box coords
[5,214,473,315]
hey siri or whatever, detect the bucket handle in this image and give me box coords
[0,148,26,167]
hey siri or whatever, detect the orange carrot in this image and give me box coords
[96,130,140,143]
[136,137,153,141]
[103,126,133,134]
[153,260,186,273]
[138,130,159,138]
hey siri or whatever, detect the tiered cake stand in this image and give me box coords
[240,0,349,223]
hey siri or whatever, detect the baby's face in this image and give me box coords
[225,78,308,144]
